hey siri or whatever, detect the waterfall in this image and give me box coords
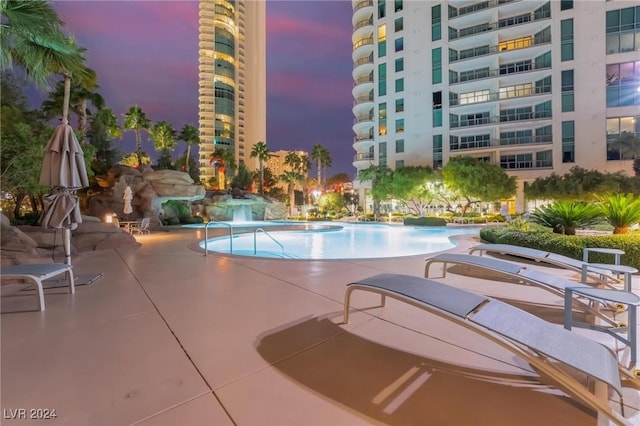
[232,204,252,222]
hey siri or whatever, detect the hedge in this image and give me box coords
[479,227,640,269]
[404,217,447,226]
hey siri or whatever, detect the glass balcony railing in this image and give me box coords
[450,39,550,63]
[354,54,374,68]
[354,153,375,162]
[354,134,374,143]
[353,37,374,50]
[450,61,551,84]
[449,83,551,107]
[449,8,551,40]
[354,95,374,106]
[354,115,374,124]
[448,0,517,19]
[353,0,373,13]
[354,75,374,85]
[449,135,553,151]
[450,110,552,128]
[353,17,373,32]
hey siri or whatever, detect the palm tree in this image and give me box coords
[123,105,151,167]
[598,193,640,234]
[250,141,269,195]
[281,151,306,215]
[149,121,176,170]
[40,70,104,143]
[178,124,200,174]
[209,147,236,189]
[1,0,88,88]
[311,144,332,188]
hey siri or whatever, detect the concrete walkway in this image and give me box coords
[1,226,638,425]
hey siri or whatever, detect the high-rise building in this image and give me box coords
[198,0,266,188]
[351,0,639,212]
[267,150,309,192]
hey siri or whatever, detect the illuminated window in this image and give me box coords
[498,36,533,52]
[460,89,490,105]
[499,83,533,100]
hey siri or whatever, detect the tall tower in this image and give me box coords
[198,0,266,188]
[352,0,639,212]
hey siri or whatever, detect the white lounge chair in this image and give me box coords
[468,243,629,288]
[344,273,637,426]
[130,217,150,235]
[424,253,640,363]
[1,263,75,311]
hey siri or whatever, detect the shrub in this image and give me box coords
[479,228,640,269]
[529,200,602,235]
[597,193,640,234]
[404,216,447,226]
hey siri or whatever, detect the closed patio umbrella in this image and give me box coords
[39,120,89,265]
[123,185,133,217]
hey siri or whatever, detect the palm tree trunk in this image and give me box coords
[135,130,142,166]
[62,73,71,124]
[77,99,88,144]
[185,145,191,173]
[317,160,321,187]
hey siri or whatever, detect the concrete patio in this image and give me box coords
[2,226,639,425]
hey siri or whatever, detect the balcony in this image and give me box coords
[449,82,551,108]
[353,134,375,150]
[449,8,551,41]
[448,0,518,19]
[449,37,550,64]
[449,135,552,152]
[353,0,372,13]
[450,61,551,85]
[450,110,552,129]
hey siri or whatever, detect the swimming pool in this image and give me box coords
[197,222,480,259]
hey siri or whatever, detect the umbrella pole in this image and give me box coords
[64,227,72,266]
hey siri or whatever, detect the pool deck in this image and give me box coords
[1,225,639,425]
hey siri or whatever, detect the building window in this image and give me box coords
[432,47,442,84]
[433,110,442,127]
[395,17,403,32]
[500,153,533,169]
[395,78,404,92]
[561,19,574,61]
[607,115,640,160]
[560,0,573,11]
[562,120,575,163]
[460,89,491,104]
[395,98,404,112]
[561,70,575,112]
[378,64,386,96]
[378,142,387,166]
[378,0,385,19]
[432,5,441,41]
[433,135,442,169]
[605,8,640,55]
[378,24,386,57]
[606,61,640,107]
[379,102,387,136]
[498,36,533,52]
[395,37,404,52]
[395,0,402,12]
[395,160,404,169]
[395,119,404,133]
[396,139,404,153]
[395,58,404,72]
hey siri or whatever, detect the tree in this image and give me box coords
[149,121,177,170]
[359,165,392,217]
[86,108,122,175]
[178,124,200,174]
[40,71,104,143]
[209,147,236,189]
[597,193,640,234]
[250,141,269,195]
[311,144,332,188]
[123,105,151,167]
[230,163,252,190]
[529,200,602,235]
[374,166,437,216]
[1,0,89,88]
[280,151,306,215]
[442,157,516,214]
[120,152,151,167]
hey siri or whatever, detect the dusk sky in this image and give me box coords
[46,0,355,177]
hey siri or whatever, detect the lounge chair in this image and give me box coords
[1,263,75,311]
[468,243,627,288]
[424,253,640,362]
[130,217,150,235]
[344,273,637,426]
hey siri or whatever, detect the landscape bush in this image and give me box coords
[404,216,447,226]
[479,227,640,269]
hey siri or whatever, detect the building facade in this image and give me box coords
[266,150,310,192]
[198,0,266,187]
[351,0,640,212]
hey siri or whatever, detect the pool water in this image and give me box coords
[198,223,479,259]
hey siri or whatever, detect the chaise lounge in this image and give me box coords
[344,273,638,426]
[468,243,627,287]
[1,263,75,311]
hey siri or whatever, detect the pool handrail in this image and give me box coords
[254,228,284,255]
[204,221,234,256]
